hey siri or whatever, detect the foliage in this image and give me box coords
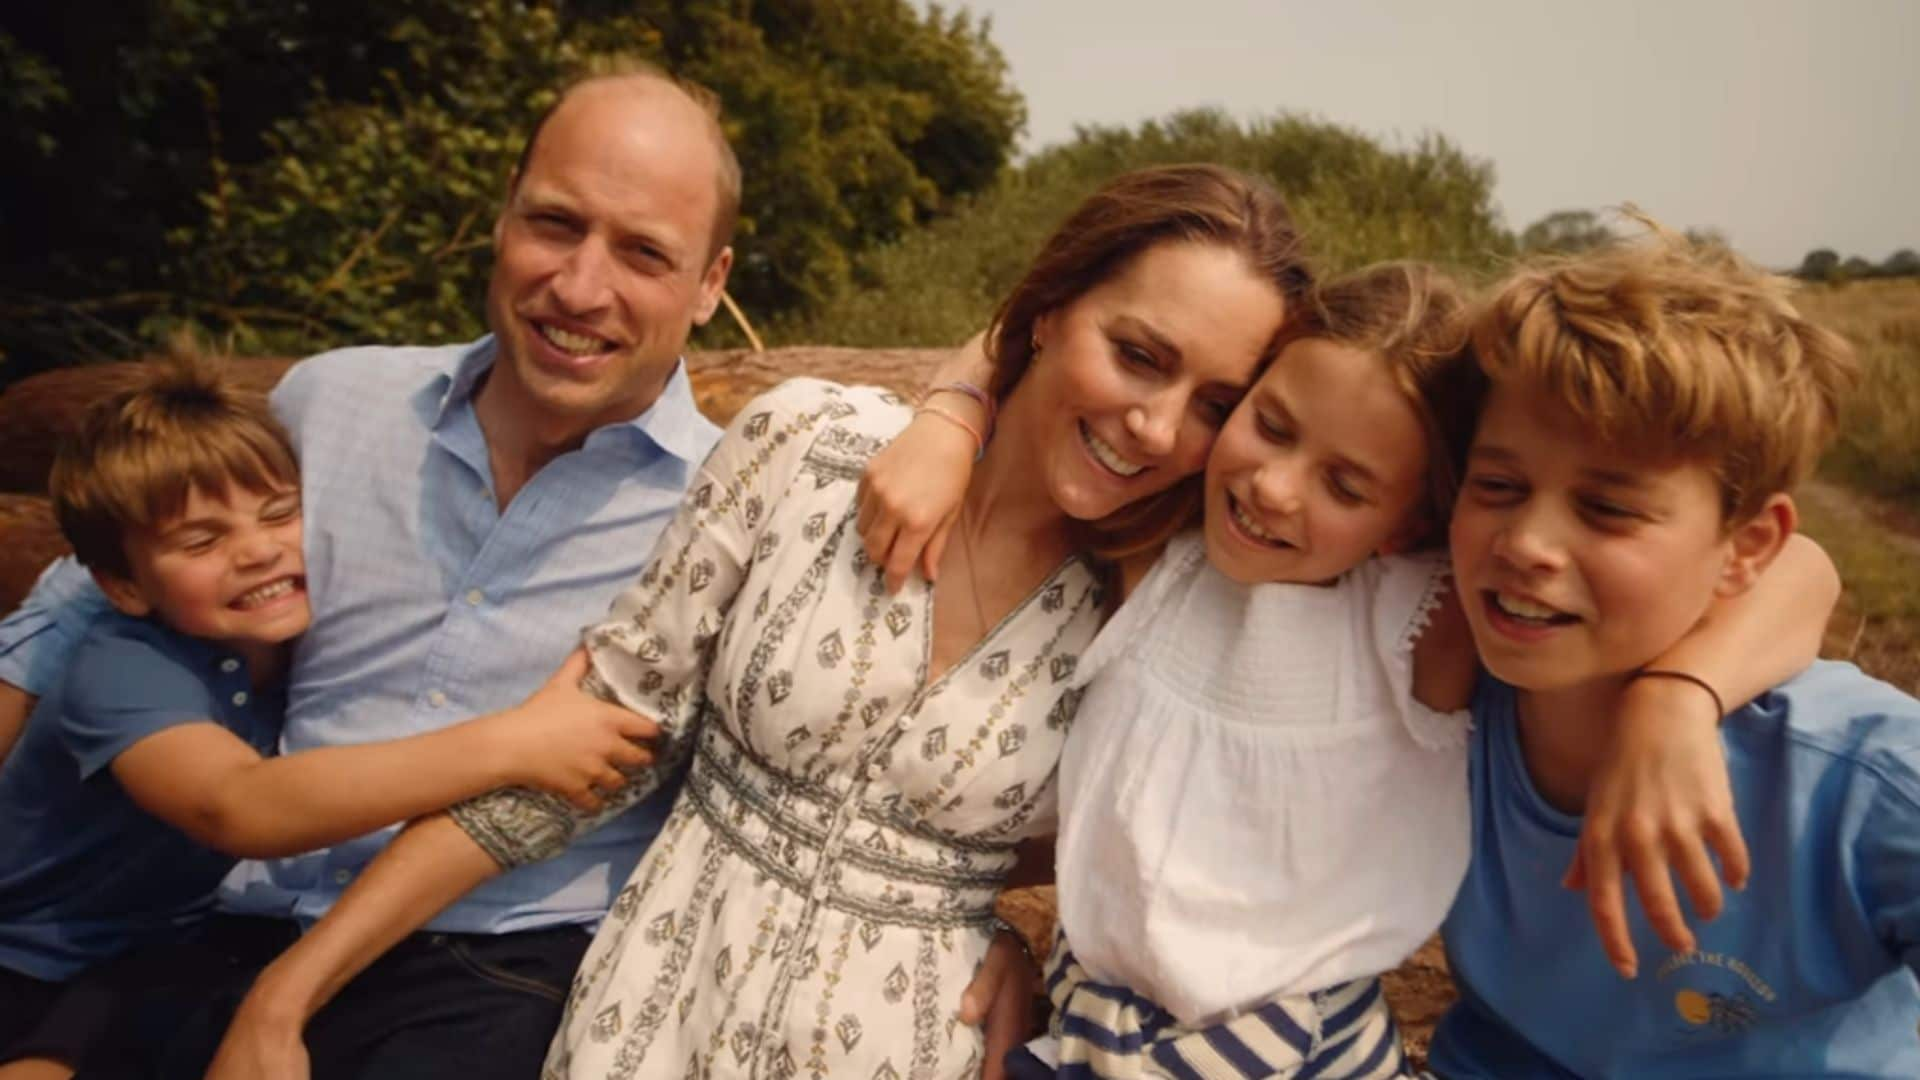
[1798,247,1920,284]
[1799,249,1842,281]
[773,108,1514,348]
[1517,209,1618,255]
[0,0,1022,383]
[1796,278,1920,510]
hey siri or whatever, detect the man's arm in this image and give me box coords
[113,651,658,859]
[1576,532,1839,976]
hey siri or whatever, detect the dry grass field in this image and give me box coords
[1796,278,1920,693]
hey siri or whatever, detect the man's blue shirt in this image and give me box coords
[0,338,720,934]
[1433,662,1920,1078]
[0,613,282,980]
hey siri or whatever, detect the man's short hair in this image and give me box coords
[51,346,300,579]
[1470,216,1859,522]
[513,55,742,264]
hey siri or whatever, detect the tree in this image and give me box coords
[0,0,1024,382]
[1798,249,1841,281]
[1882,249,1920,278]
[1840,255,1878,281]
[1518,209,1616,255]
[775,108,1513,348]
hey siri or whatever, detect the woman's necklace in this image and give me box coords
[956,498,991,637]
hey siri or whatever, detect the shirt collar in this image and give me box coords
[430,335,710,463]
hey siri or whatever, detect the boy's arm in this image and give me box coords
[858,332,993,593]
[113,651,659,859]
[0,681,33,763]
[207,813,499,1079]
[1410,583,1476,712]
[1577,532,1839,977]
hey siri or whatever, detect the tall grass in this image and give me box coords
[1798,279,1920,510]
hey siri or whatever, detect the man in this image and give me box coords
[0,61,730,1076]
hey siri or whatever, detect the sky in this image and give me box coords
[933,0,1918,269]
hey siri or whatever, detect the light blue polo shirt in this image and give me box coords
[1433,663,1920,1078]
[0,337,720,934]
[0,613,283,980]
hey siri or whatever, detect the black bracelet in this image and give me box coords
[1631,669,1727,718]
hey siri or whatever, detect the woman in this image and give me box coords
[205,164,1311,1079]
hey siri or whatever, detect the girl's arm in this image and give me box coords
[1577,532,1839,977]
[858,333,993,593]
[111,650,658,859]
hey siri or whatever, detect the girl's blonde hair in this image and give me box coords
[1276,262,1483,550]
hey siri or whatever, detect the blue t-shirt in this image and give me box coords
[0,613,283,980]
[1432,662,1920,1078]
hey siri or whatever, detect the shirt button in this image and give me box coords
[465,588,485,606]
[332,869,352,885]
[428,690,447,707]
[220,658,241,674]
[231,691,249,706]
[895,716,912,732]
[866,762,885,782]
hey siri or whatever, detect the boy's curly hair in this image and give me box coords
[1471,213,1858,522]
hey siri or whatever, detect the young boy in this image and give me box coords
[1430,226,1919,1077]
[0,355,655,1075]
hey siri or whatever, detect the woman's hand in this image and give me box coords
[959,928,1042,1080]
[1570,674,1749,979]
[477,650,661,812]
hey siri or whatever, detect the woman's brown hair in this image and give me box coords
[985,164,1312,559]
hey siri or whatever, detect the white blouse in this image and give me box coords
[1053,531,1471,1026]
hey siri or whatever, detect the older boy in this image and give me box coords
[1431,227,1919,1076]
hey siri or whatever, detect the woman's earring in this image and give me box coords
[1030,332,1043,356]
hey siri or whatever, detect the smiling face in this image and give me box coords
[1449,381,1738,692]
[102,483,310,674]
[1011,240,1287,523]
[1203,337,1432,585]
[483,76,733,442]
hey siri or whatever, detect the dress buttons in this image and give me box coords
[428,690,448,707]
[231,691,249,706]
[866,762,885,781]
[810,880,830,902]
[465,588,485,606]
[332,869,352,885]
[895,715,912,732]
[219,658,241,674]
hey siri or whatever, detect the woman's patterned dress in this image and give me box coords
[451,379,1105,1080]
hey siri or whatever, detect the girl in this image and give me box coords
[863,262,1832,1078]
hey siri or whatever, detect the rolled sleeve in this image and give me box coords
[0,557,113,695]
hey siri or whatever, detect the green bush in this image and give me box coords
[0,0,1021,381]
[771,108,1513,348]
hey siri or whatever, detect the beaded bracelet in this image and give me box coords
[916,402,986,460]
[1630,669,1727,718]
